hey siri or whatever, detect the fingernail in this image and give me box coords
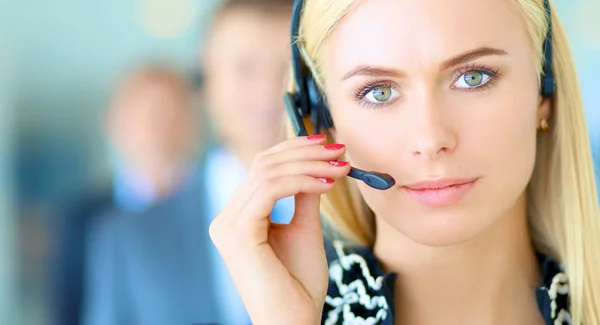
[329,161,349,167]
[318,178,335,184]
[324,144,345,151]
[307,134,325,140]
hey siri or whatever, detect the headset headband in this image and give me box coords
[291,0,309,115]
[289,0,555,131]
[541,0,555,97]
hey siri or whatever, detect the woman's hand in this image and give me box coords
[209,135,350,325]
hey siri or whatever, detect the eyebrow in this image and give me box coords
[341,66,404,81]
[341,46,508,81]
[439,46,508,70]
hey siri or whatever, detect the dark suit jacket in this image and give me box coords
[52,185,115,325]
[81,173,231,325]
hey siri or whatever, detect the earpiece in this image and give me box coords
[285,0,555,191]
[285,0,395,191]
[284,92,396,190]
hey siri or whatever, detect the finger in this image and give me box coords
[241,158,349,220]
[261,134,327,156]
[262,160,350,183]
[255,143,347,174]
[223,144,346,222]
[290,192,322,233]
[218,138,333,222]
[233,175,335,241]
[214,174,257,223]
[243,160,348,230]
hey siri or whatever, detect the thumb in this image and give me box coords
[290,193,322,232]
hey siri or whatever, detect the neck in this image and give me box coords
[373,194,544,325]
[227,145,256,168]
[147,166,188,198]
[124,159,189,199]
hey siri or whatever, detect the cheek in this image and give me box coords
[467,89,539,185]
[330,107,401,170]
[327,85,540,246]
[207,73,244,114]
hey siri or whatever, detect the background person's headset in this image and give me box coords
[284,0,555,191]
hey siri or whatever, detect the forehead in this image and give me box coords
[323,0,531,75]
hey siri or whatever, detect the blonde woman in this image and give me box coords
[209,0,600,324]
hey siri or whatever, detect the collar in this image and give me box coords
[322,240,572,325]
[113,167,157,213]
[203,146,248,219]
[113,162,198,213]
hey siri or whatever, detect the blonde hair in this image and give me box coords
[288,0,600,323]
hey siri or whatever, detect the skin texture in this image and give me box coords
[324,0,545,248]
[210,0,551,324]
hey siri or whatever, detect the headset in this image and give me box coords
[284,0,555,191]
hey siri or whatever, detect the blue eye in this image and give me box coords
[453,70,493,89]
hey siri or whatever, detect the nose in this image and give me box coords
[405,90,457,160]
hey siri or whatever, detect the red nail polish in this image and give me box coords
[324,144,345,151]
[318,178,335,184]
[307,134,325,140]
[329,161,349,167]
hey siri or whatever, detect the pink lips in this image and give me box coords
[403,178,479,207]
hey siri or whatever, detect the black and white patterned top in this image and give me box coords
[322,240,571,325]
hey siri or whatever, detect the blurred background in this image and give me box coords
[0,0,598,324]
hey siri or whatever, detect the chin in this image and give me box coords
[396,210,489,247]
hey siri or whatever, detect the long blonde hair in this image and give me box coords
[288,0,600,323]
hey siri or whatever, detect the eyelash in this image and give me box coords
[452,63,500,92]
[354,63,501,109]
[354,80,397,110]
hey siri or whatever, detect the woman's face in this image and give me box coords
[321,0,550,246]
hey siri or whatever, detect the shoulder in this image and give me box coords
[322,240,395,325]
[59,185,114,226]
[85,207,125,248]
[120,177,207,227]
[83,208,125,272]
[88,180,210,252]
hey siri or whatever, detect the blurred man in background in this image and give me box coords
[52,64,200,325]
[104,65,201,212]
[81,1,294,325]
